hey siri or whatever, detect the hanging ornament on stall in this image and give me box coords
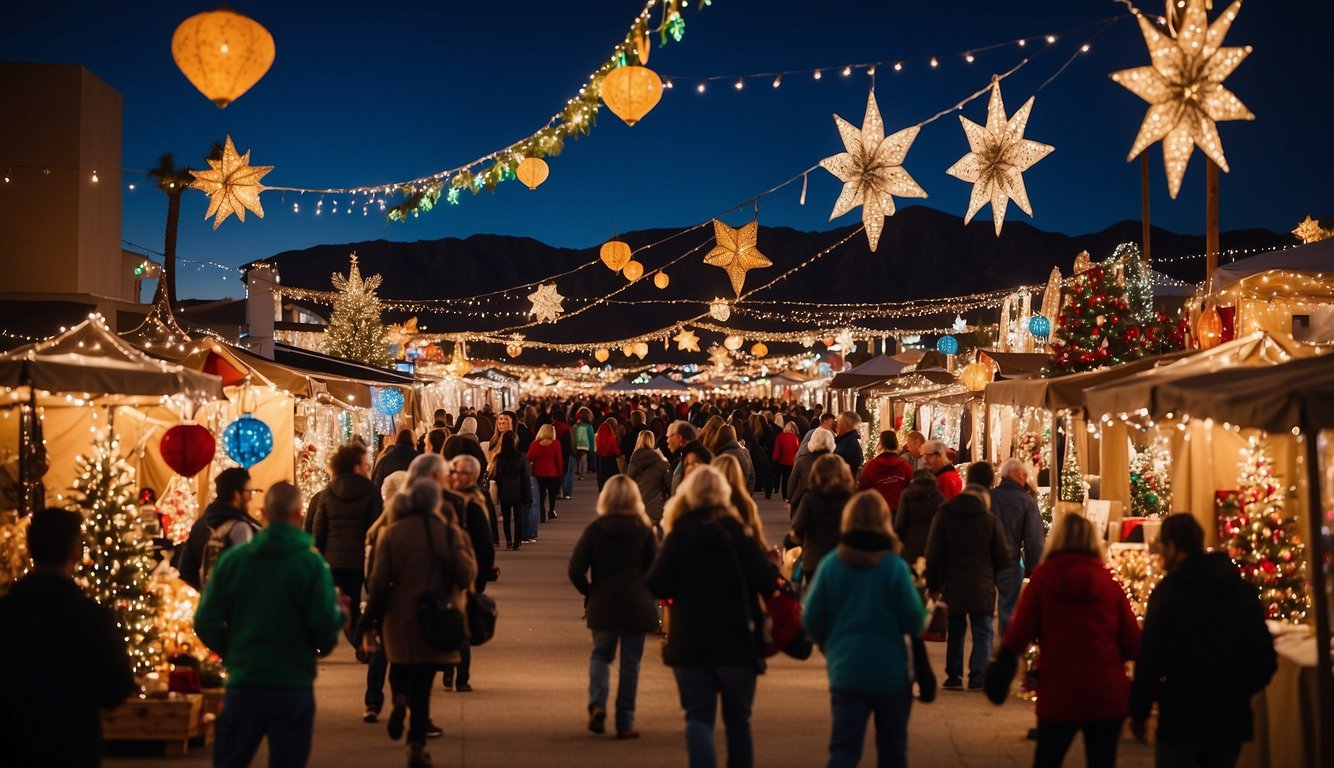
[527,282,565,323]
[723,334,745,352]
[594,348,611,363]
[622,260,644,282]
[374,387,405,417]
[600,240,632,272]
[708,345,731,369]
[157,423,216,477]
[705,220,771,297]
[674,328,701,353]
[633,342,649,360]
[505,334,525,358]
[936,335,960,355]
[1028,315,1052,339]
[751,342,769,358]
[1195,306,1223,350]
[961,362,990,392]
[819,90,927,252]
[653,271,670,289]
[1109,0,1253,199]
[599,34,662,126]
[171,8,275,108]
[189,135,273,229]
[222,413,274,469]
[945,79,1054,236]
[515,157,550,190]
[709,298,732,322]
[952,315,969,334]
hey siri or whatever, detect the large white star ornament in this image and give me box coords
[945,80,1053,236]
[527,283,565,323]
[1110,0,1253,199]
[189,135,273,229]
[674,328,701,353]
[819,90,927,252]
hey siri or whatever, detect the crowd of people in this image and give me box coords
[0,393,1281,768]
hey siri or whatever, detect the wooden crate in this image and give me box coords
[102,693,204,756]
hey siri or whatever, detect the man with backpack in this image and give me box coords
[176,468,262,591]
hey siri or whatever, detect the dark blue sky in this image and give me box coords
[3,1,1331,300]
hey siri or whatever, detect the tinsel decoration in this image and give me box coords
[325,254,394,369]
[296,442,330,505]
[1113,243,1154,325]
[1058,416,1086,503]
[1129,438,1172,517]
[156,475,199,546]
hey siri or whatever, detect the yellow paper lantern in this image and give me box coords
[1196,307,1223,351]
[594,348,610,363]
[171,9,275,109]
[653,272,670,290]
[600,240,631,272]
[623,260,644,282]
[751,342,768,358]
[724,335,744,351]
[515,157,549,190]
[633,342,649,359]
[961,362,990,392]
[600,37,662,127]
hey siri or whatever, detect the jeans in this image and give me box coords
[1034,719,1123,768]
[576,449,589,477]
[365,646,388,710]
[563,455,575,496]
[775,464,792,500]
[995,566,1023,634]
[445,641,472,687]
[673,665,758,768]
[526,477,540,538]
[388,664,438,744]
[828,690,912,768]
[500,501,523,547]
[537,477,561,520]
[945,611,993,684]
[215,686,315,768]
[329,568,363,631]
[1154,742,1243,768]
[589,631,646,733]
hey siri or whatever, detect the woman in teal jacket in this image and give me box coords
[803,490,926,768]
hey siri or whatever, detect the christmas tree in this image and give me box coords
[325,254,393,369]
[1044,260,1138,376]
[1218,438,1308,623]
[72,435,161,675]
[1115,243,1153,325]
[1129,439,1172,517]
[1058,421,1085,503]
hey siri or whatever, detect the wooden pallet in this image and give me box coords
[102,693,205,756]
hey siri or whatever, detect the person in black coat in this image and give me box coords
[442,454,497,694]
[924,484,1009,690]
[894,470,944,570]
[789,454,856,586]
[0,507,137,767]
[1130,514,1277,761]
[490,431,532,550]
[311,444,382,632]
[647,465,777,768]
[372,429,418,488]
[568,475,659,738]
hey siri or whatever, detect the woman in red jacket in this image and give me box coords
[998,513,1140,768]
[771,421,800,501]
[594,417,622,491]
[527,424,564,522]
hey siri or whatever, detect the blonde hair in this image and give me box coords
[1041,511,1103,564]
[840,491,902,552]
[536,423,556,442]
[712,454,767,549]
[662,464,740,533]
[699,415,726,452]
[381,470,409,502]
[596,475,651,527]
[634,430,657,452]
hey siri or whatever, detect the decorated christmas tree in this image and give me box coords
[72,435,161,675]
[1218,438,1308,623]
[1044,261,1138,376]
[1129,439,1172,517]
[325,254,394,369]
[1116,243,1154,325]
[1058,423,1085,503]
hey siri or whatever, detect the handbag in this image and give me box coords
[467,591,498,646]
[417,516,466,652]
[764,580,808,659]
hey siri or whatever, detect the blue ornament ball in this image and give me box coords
[1029,315,1052,338]
[375,387,405,417]
[223,414,273,469]
[936,335,959,355]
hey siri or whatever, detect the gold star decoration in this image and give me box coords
[709,298,732,322]
[674,328,701,353]
[945,80,1053,236]
[527,283,565,323]
[819,90,928,251]
[708,345,731,369]
[189,135,273,229]
[1293,216,1326,244]
[1110,0,1253,199]
[704,220,771,297]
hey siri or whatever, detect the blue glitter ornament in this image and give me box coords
[223,414,273,469]
[1029,315,1052,338]
[375,387,405,417]
[936,335,959,355]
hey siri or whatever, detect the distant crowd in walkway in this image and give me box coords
[1,394,1277,768]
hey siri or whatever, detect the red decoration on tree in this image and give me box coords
[158,424,216,477]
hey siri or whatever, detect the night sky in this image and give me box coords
[2,1,1331,300]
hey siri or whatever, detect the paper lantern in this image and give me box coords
[633,342,649,359]
[622,345,637,359]
[623,260,644,282]
[222,414,273,469]
[937,335,959,355]
[375,387,405,417]
[724,335,744,351]
[515,157,549,190]
[600,37,662,127]
[594,348,610,363]
[1028,315,1052,339]
[653,272,670,289]
[751,342,768,358]
[505,343,523,358]
[158,424,216,477]
[1196,307,1223,350]
[600,240,631,272]
[171,9,275,109]
[961,362,990,392]
[709,299,731,322]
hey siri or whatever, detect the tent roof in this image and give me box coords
[1212,239,1334,292]
[985,349,1193,411]
[846,355,913,377]
[859,369,959,397]
[603,374,689,393]
[981,351,1049,380]
[828,372,895,390]
[0,315,224,401]
[1151,355,1334,435]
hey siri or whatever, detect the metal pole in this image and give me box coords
[1141,154,1152,263]
[1206,159,1220,283]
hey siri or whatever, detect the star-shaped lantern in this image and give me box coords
[1293,216,1325,245]
[527,283,565,323]
[704,220,771,297]
[674,328,701,353]
[189,135,273,229]
[953,314,969,334]
[1110,0,1253,199]
[819,90,927,252]
[945,80,1053,236]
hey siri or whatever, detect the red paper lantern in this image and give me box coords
[159,424,216,477]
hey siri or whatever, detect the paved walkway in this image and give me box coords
[109,477,1153,767]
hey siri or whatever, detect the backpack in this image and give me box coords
[200,518,255,586]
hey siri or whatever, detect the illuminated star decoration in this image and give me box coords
[1293,216,1325,244]
[708,345,731,369]
[188,135,273,229]
[945,80,1054,236]
[1109,0,1253,199]
[819,90,928,251]
[709,297,732,322]
[953,314,969,334]
[704,220,771,297]
[527,283,565,323]
[674,328,701,353]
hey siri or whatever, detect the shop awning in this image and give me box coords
[1150,355,1334,435]
[984,350,1192,411]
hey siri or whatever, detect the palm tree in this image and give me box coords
[147,153,194,311]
